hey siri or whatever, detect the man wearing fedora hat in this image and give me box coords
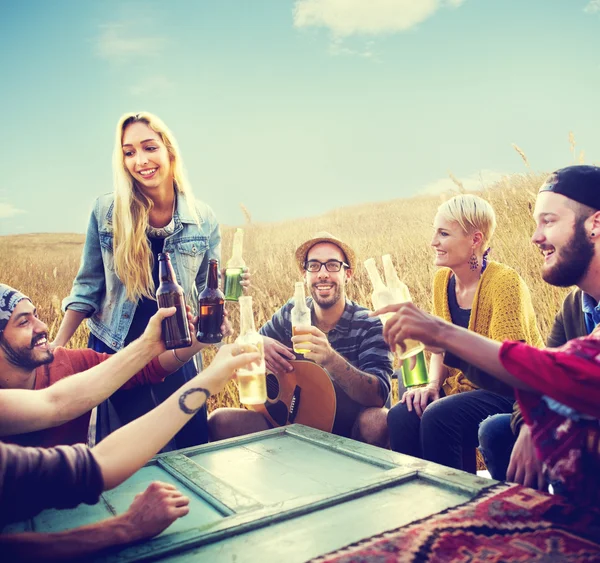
[209,232,394,446]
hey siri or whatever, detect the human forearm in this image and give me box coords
[437,323,533,391]
[93,367,220,489]
[156,341,206,373]
[52,309,87,347]
[0,514,140,562]
[0,338,157,436]
[427,353,447,390]
[323,353,385,407]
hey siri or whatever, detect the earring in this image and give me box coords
[469,253,479,271]
[592,232,596,237]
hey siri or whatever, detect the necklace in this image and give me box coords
[147,195,176,238]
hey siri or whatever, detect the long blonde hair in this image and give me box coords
[112,111,199,302]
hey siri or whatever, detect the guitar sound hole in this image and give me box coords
[266,373,280,400]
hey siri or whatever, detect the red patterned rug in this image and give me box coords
[310,483,600,562]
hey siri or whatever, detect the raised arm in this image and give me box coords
[373,303,534,391]
[0,345,258,562]
[0,308,203,436]
[92,342,259,489]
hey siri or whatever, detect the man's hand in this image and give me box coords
[401,385,440,418]
[371,303,447,354]
[291,326,337,368]
[122,482,190,541]
[141,307,177,354]
[506,424,545,490]
[263,336,296,376]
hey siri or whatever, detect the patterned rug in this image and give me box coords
[310,483,600,562]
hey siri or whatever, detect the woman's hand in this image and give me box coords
[401,384,440,418]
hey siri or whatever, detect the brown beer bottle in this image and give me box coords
[156,253,192,350]
[196,258,225,344]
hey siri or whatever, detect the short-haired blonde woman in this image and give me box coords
[387,194,543,471]
[54,112,242,450]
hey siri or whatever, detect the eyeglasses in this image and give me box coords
[304,259,349,273]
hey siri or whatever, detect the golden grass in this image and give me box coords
[0,171,570,410]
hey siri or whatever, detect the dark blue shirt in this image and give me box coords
[259,297,393,434]
[582,292,600,335]
[444,275,472,370]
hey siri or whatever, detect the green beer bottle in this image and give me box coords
[224,228,245,301]
[401,350,429,388]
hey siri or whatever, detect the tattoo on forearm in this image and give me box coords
[178,387,211,415]
[336,361,380,400]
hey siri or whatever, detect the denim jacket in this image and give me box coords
[63,192,221,350]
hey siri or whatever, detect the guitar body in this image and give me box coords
[248,360,337,432]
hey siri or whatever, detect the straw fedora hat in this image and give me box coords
[294,231,356,273]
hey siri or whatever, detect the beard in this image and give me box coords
[309,282,343,309]
[542,218,595,287]
[0,332,54,370]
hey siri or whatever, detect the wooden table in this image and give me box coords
[5,424,497,562]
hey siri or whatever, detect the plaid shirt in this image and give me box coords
[259,297,393,404]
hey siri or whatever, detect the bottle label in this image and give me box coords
[197,301,224,343]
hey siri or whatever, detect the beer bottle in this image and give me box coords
[196,258,225,344]
[156,252,192,350]
[382,254,425,360]
[224,228,245,302]
[291,282,311,355]
[235,296,267,404]
[400,350,429,388]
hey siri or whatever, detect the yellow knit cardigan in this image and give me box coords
[433,261,544,396]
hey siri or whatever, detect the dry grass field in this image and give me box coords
[0,171,571,410]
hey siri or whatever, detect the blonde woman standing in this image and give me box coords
[387,194,543,471]
[54,112,241,449]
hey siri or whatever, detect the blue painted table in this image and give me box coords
[5,424,497,562]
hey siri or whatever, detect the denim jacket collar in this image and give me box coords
[104,191,202,229]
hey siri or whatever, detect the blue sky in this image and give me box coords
[1,0,600,235]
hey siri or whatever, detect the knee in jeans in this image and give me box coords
[419,397,451,430]
[387,402,409,426]
[478,413,509,448]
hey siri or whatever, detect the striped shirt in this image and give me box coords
[260,297,393,424]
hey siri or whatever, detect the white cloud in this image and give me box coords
[95,22,167,64]
[293,0,466,37]
[420,170,506,196]
[0,203,26,219]
[584,1,600,13]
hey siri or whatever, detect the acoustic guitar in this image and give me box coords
[248,360,337,432]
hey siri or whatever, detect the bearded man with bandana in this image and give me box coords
[0,283,206,448]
